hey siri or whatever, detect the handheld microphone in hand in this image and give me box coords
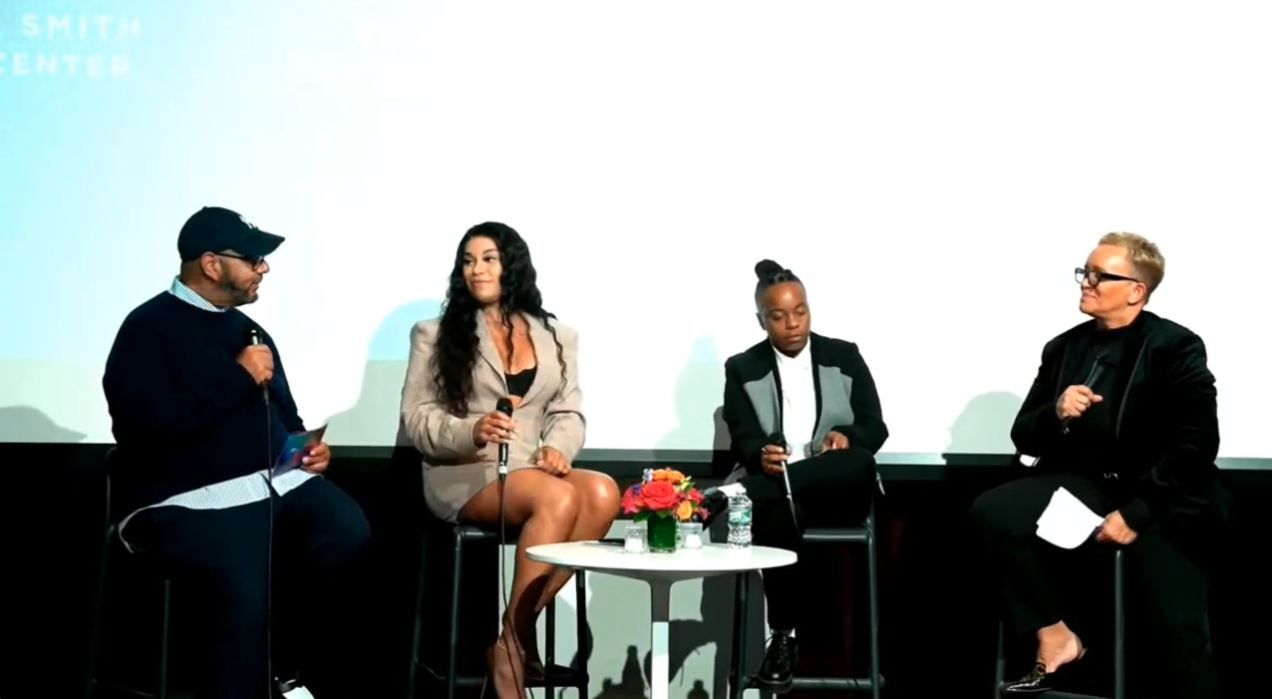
[769,432,799,527]
[493,396,522,691]
[496,397,514,478]
[247,328,269,405]
[1062,350,1108,434]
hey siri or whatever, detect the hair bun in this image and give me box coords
[754,259,784,280]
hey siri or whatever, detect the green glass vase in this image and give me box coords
[646,513,679,553]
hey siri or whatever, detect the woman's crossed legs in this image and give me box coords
[460,467,620,697]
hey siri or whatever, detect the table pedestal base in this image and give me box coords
[648,579,672,699]
[522,543,796,699]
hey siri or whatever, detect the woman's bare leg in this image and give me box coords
[534,470,621,609]
[515,470,620,667]
[459,469,581,698]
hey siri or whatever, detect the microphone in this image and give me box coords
[1062,350,1108,434]
[496,397,514,478]
[769,432,799,527]
[768,432,787,452]
[247,328,269,405]
[493,396,521,690]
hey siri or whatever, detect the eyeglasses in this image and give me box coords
[1074,267,1138,286]
[217,252,267,269]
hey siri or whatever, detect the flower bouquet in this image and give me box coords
[620,468,705,553]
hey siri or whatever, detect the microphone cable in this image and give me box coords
[492,397,528,698]
[248,328,275,698]
[769,432,798,529]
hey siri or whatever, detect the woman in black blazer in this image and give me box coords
[972,233,1230,697]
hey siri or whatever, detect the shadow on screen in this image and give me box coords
[324,299,443,446]
[589,645,650,699]
[941,391,1024,467]
[0,405,86,442]
[649,336,730,458]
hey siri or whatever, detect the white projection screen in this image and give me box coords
[2,1,1270,465]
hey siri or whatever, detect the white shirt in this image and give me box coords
[773,343,817,463]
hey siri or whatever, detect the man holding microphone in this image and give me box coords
[102,207,370,699]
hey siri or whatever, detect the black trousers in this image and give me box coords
[970,471,1219,699]
[125,477,371,699]
[739,446,876,631]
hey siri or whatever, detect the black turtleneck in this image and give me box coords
[1011,309,1226,534]
[1056,314,1144,476]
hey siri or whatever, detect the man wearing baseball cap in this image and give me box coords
[174,205,286,305]
[102,207,370,698]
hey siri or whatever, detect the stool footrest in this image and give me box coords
[736,675,886,691]
[803,527,871,543]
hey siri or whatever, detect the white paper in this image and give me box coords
[282,685,316,699]
[1035,487,1104,549]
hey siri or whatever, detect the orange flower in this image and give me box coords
[652,468,686,485]
[676,500,695,521]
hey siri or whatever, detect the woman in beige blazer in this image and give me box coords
[400,222,620,699]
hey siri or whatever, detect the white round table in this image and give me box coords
[527,541,797,699]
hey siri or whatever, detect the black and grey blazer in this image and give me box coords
[722,332,889,476]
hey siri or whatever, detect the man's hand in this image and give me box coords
[534,446,570,476]
[760,444,789,475]
[1095,510,1138,545]
[1055,385,1103,421]
[301,442,331,474]
[819,430,849,452]
[237,344,274,385]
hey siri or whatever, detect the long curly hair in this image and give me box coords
[431,222,567,416]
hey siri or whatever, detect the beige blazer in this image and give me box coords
[400,313,586,521]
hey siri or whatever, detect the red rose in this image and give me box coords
[640,480,680,511]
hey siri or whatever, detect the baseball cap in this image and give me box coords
[177,206,285,261]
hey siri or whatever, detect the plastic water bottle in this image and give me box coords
[727,493,753,548]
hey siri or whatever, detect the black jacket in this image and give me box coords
[1012,310,1229,533]
[722,332,889,475]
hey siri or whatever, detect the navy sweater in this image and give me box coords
[103,292,304,516]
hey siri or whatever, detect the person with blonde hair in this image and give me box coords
[971,233,1230,697]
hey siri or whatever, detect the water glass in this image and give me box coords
[680,521,704,549]
[624,523,647,553]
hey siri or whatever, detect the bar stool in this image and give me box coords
[406,519,590,699]
[730,510,885,699]
[84,453,173,699]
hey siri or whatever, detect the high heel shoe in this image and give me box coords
[480,638,526,699]
[509,633,543,683]
[1001,644,1088,694]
